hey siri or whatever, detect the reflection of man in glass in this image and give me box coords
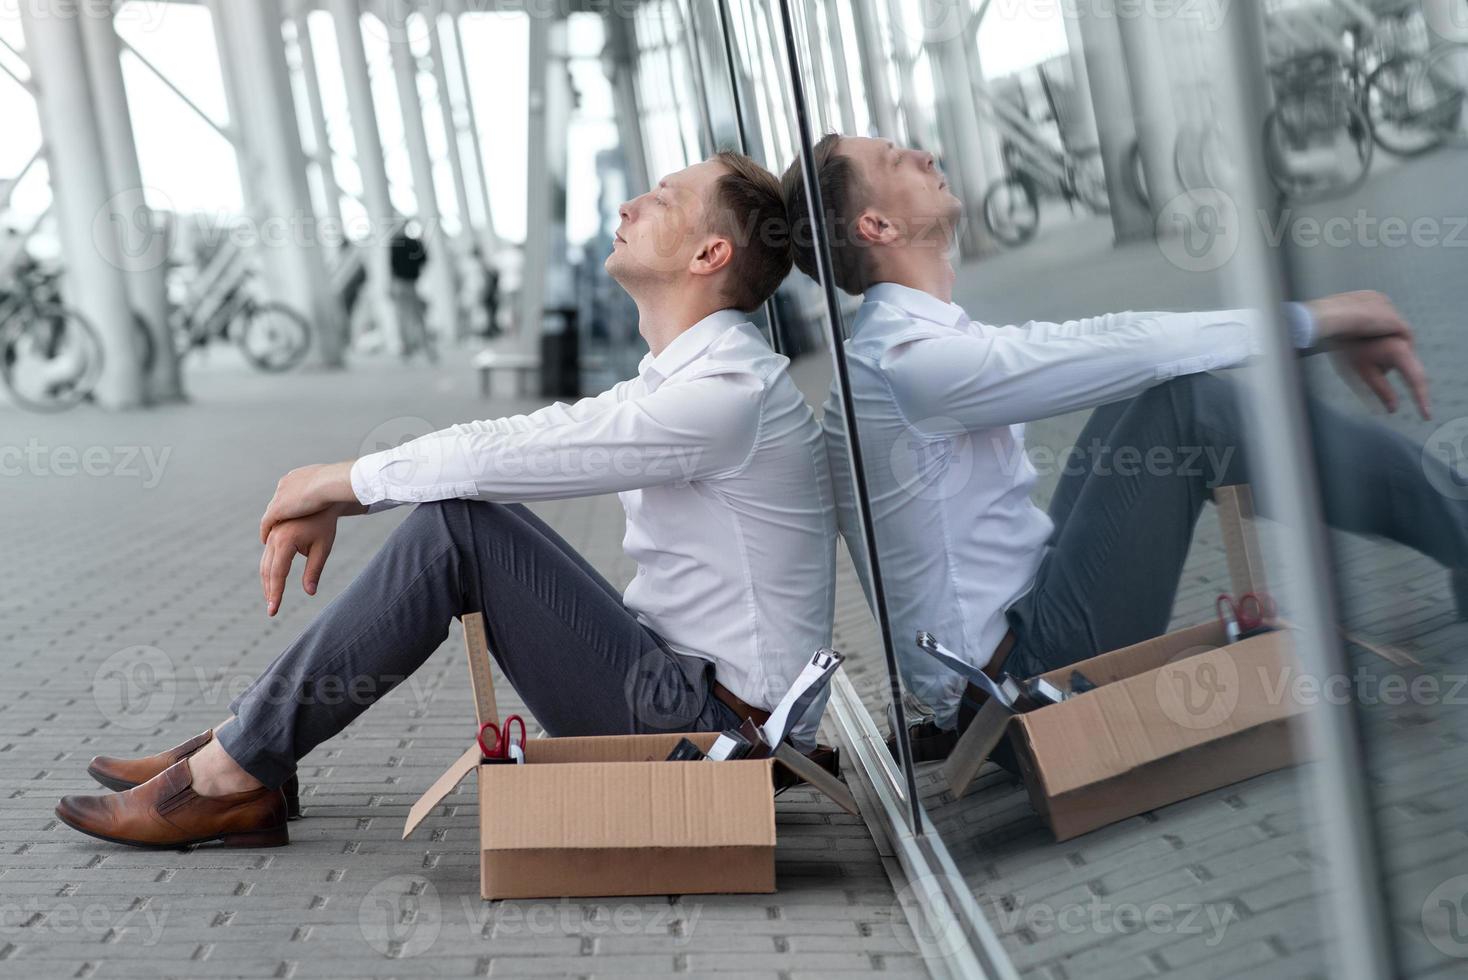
[783,135,1468,757]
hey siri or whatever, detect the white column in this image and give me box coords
[79,1,184,403]
[822,0,858,135]
[290,0,344,236]
[424,13,473,244]
[1116,0,1184,221]
[444,0,499,253]
[519,12,551,354]
[927,34,997,256]
[229,0,346,367]
[204,0,260,214]
[848,0,897,137]
[388,0,459,344]
[1070,4,1152,241]
[802,0,833,133]
[329,0,400,353]
[20,2,144,408]
[605,10,650,196]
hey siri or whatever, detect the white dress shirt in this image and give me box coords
[822,282,1315,727]
[352,309,837,746]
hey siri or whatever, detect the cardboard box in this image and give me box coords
[942,621,1311,841]
[403,612,856,899]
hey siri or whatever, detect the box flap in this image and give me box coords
[402,743,480,839]
[479,758,777,850]
[1021,631,1303,797]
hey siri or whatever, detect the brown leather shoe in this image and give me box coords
[87,729,301,819]
[56,757,289,849]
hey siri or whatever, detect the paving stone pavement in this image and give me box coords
[0,352,924,979]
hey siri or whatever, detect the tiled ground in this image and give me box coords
[0,350,923,978]
[896,146,1468,979]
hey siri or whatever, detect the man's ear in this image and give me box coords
[690,235,734,278]
[855,209,896,246]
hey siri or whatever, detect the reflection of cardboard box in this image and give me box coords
[403,612,855,900]
[944,621,1309,842]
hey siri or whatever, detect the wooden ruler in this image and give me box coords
[461,612,499,728]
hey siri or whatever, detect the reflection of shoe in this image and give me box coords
[1454,570,1468,622]
[885,721,960,763]
[880,704,1021,774]
[57,758,289,849]
[88,730,301,820]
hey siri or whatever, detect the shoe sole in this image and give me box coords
[87,765,302,820]
[54,806,289,849]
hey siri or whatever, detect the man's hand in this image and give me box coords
[1331,334,1432,420]
[1305,290,1413,346]
[260,505,345,617]
[259,461,357,544]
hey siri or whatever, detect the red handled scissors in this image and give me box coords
[477,714,527,761]
[1216,592,1277,640]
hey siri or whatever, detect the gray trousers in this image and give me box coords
[1003,372,1468,680]
[216,498,741,788]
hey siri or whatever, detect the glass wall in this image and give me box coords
[634,0,1468,975]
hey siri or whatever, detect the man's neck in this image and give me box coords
[870,247,956,304]
[635,291,728,357]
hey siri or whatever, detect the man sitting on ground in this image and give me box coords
[57,151,837,848]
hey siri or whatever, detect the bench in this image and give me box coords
[473,349,540,399]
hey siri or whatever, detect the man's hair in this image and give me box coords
[706,150,793,312]
[779,133,870,296]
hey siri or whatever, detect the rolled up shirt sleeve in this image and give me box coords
[350,371,763,507]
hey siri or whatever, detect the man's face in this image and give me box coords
[838,136,961,241]
[605,158,726,287]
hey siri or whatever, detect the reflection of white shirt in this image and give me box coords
[352,309,838,745]
[823,282,1314,727]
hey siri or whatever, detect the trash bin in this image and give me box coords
[539,307,580,398]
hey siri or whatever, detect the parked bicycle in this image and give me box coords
[982,138,1109,247]
[0,260,103,412]
[980,62,1109,247]
[1263,49,1376,201]
[140,274,312,375]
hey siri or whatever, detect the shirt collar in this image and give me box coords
[864,281,967,329]
[637,308,750,382]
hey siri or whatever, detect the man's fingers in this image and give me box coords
[1361,366,1399,414]
[1393,350,1432,420]
[265,540,294,617]
[259,539,273,606]
[260,500,280,545]
[303,539,330,596]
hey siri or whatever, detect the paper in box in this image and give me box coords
[403,612,853,899]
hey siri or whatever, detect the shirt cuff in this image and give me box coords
[349,455,382,506]
[1283,302,1316,350]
